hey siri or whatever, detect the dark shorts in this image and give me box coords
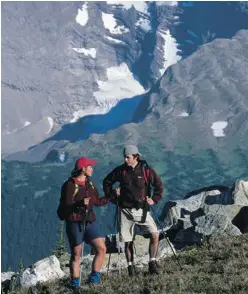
[66,221,104,247]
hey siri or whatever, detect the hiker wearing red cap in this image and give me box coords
[60,157,110,288]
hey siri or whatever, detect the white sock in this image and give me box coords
[150,257,156,262]
[128,262,132,266]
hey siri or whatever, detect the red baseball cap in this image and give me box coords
[75,157,97,170]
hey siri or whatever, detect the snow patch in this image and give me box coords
[24,121,31,127]
[71,107,105,123]
[102,12,129,34]
[76,3,88,27]
[156,1,178,6]
[211,121,228,137]
[135,17,151,32]
[158,29,182,75]
[179,112,189,117]
[94,63,145,105]
[59,152,66,162]
[105,36,125,44]
[46,117,53,134]
[70,63,145,123]
[72,47,96,58]
[107,2,149,14]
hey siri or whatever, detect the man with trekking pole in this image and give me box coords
[103,145,164,276]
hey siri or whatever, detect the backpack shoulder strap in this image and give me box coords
[140,160,150,186]
[72,183,79,199]
[143,167,150,186]
[119,164,127,179]
[86,180,95,190]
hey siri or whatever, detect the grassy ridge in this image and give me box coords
[10,234,248,294]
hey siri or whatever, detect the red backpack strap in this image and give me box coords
[143,167,150,186]
[122,169,127,177]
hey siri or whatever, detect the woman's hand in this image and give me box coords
[84,197,91,206]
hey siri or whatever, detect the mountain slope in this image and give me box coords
[132,29,248,152]
[1,1,178,155]
[2,1,248,157]
[5,29,248,163]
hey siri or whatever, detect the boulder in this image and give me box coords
[233,180,248,205]
[1,271,15,283]
[160,180,248,246]
[10,255,65,290]
[1,272,15,294]
[57,252,71,276]
[195,214,241,236]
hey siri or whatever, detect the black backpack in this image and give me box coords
[57,182,79,221]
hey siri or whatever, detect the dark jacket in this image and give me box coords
[61,177,110,222]
[103,161,164,208]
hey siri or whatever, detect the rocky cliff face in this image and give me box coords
[1,1,180,155]
[2,2,248,157]
[133,30,248,152]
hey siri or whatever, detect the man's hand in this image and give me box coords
[84,197,91,206]
[115,187,121,197]
[146,196,155,206]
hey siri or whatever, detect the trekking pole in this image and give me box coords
[79,220,86,286]
[79,194,90,286]
[112,188,121,275]
[150,206,182,270]
[116,203,121,275]
[107,252,111,276]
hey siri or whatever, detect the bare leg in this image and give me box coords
[69,244,82,278]
[125,241,134,263]
[90,237,106,272]
[149,232,159,259]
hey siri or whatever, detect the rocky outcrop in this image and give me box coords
[1,272,15,283]
[1,272,15,294]
[3,255,65,292]
[160,180,248,246]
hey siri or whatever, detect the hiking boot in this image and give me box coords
[88,271,101,285]
[71,277,80,289]
[127,265,136,277]
[148,260,160,275]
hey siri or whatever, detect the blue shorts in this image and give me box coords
[66,221,104,246]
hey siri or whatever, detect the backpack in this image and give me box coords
[57,182,79,221]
